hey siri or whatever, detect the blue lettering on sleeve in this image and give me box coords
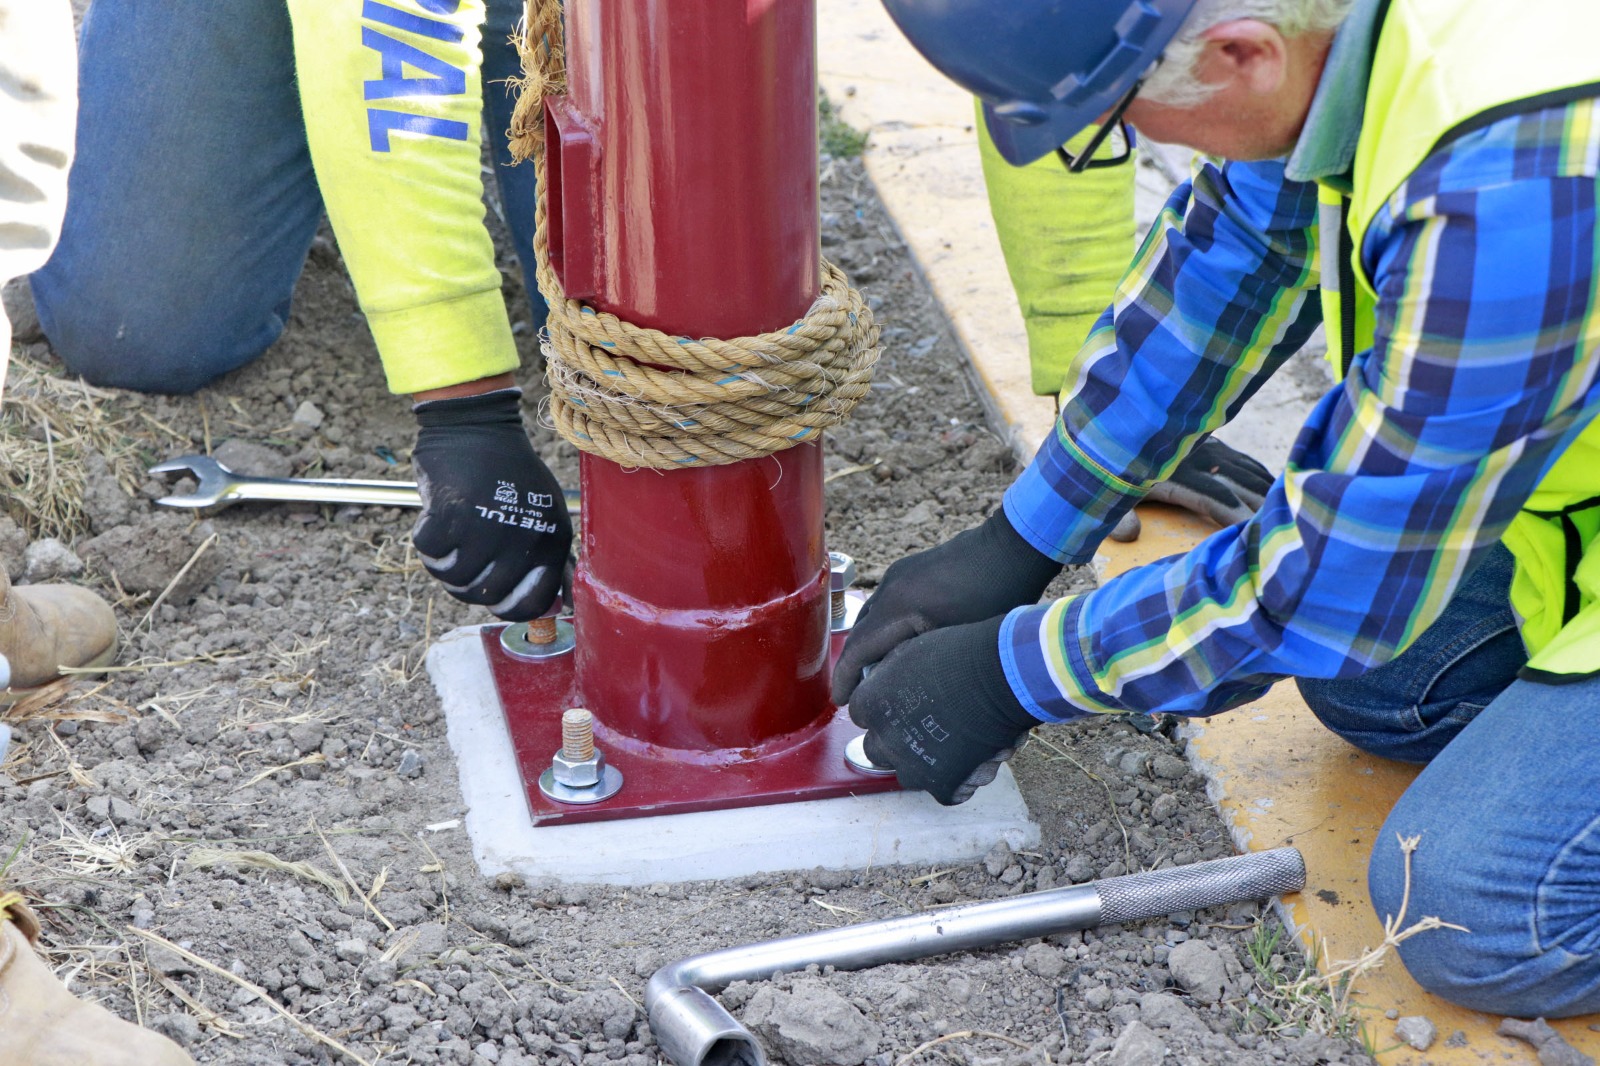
[362,26,468,100]
[368,108,470,152]
[361,0,464,42]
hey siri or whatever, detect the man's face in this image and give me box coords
[1116,19,1336,161]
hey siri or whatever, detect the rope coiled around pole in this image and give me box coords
[507,0,880,469]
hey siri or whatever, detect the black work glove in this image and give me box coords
[411,388,572,621]
[1145,434,1273,527]
[832,508,1062,706]
[850,615,1038,805]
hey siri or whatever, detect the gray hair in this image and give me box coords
[1139,0,1354,107]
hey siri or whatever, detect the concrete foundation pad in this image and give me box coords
[427,626,1040,885]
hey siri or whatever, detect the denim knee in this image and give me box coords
[1369,802,1600,1018]
[33,276,289,395]
[1297,547,1523,763]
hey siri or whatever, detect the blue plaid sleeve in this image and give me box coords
[1003,157,1323,563]
[1001,102,1600,723]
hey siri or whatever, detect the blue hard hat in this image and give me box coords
[881,0,1198,165]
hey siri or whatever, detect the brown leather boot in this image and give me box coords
[0,565,117,699]
[0,893,195,1066]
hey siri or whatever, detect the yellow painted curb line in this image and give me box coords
[817,3,1600,1058]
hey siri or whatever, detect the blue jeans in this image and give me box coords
[30,0,541,395]
[1299,545,1600,1017]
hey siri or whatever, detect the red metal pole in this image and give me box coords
[550,0,827,752]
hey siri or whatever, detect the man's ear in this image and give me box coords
[1197,18,1289,95]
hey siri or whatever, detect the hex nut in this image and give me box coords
[828,552,857,592]
[551,749,606,788]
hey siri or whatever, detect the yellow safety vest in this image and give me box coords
[1320,0,1600,679]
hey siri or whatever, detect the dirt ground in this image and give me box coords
[0,137,1376,1066]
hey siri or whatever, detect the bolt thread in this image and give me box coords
[527,617,558,645]
[831,590,847,620]
[561,708,595,760]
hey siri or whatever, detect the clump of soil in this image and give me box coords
[0,148,1372,1065]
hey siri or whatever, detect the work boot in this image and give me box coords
[0,565,117,699]
[0,892,195,1066]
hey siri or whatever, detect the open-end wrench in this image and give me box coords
[149,454,580,512]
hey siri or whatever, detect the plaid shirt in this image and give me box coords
[999,97,1600,722]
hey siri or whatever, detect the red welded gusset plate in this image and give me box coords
[480,626,900,826]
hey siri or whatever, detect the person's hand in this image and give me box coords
[410,388,572,621]
[1145,435,1273,527]
[832,509,1062,706]
[850,615,1038,805]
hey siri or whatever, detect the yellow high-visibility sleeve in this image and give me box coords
[976,105,1135,396]
[286,0,518,394]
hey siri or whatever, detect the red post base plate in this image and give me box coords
[481,625,900,826]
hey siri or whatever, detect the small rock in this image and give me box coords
[152,1012,203,1047]
[383,1002,422,1031]
[1446,1029,1470,1048]
[1083,985,1113,1011]
[742,979,881,1066]
[898,501,935,526]
[298,962,326,990]
[1138,991,1205,1032]
[1498,1017,1596,1066]
[134,715,165,754]
[474,1041,502,1062]
[107,796,140,825]
[562,988,636,1040]
[1117,751,1150,776]
[397,750,425,777]
[1384,1008,1399,1020]
[213,439,293,479]
[403,922,449,958]
[1149,793,1179,820]
[334,939,369,963]
[2,278,42,344]
[1394,1016,1436,1051]
[1108,1021,1165,1066]
[1150,754,1188,780]
[1166,940,1229,1004]
[1022,943,1066,979]
[22,539,85,583]
[289,721,327,754]
[1065,855,1096,883]
[983,841,1013,878]
[292,400,325,429]
[147,944,195,977]
[0,517,26,579]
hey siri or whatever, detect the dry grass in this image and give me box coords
[186,846,350,905]
[0,351,175,539]
[44,818,153,876]
[1244,834,1467,1052]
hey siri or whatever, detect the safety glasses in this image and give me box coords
[1056,77,1143,173]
